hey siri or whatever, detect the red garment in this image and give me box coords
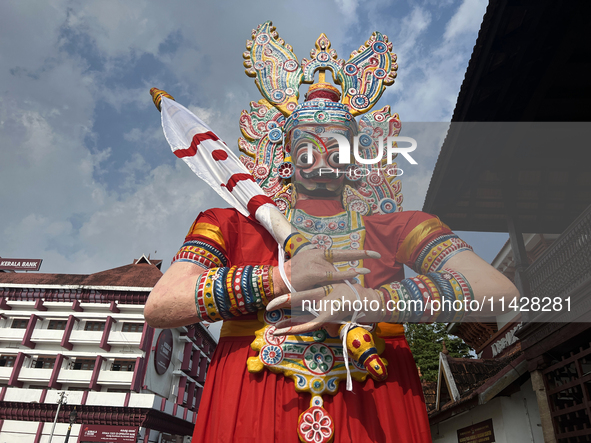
[188,203,446,442]
[195,335,431,442]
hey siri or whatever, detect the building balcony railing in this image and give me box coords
[17,367,52,384]
[108,331,143,346]
[0,329,26,342]
[69,330,104,344]
[0,366,12,380]
[97,370,133,385]
[57,368,94,384]
[525,204,591,306]
[30,329,64,343]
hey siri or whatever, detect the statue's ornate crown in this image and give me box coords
[238,21,404,215]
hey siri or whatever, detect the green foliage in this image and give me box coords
[405,323,472,382]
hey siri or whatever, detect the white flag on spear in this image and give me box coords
[152,88,293,248]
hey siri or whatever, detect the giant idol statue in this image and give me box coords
[145,21,518,443]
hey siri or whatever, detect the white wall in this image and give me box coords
[430,379,543,443]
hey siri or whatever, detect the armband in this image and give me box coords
[377,269,473,323]
[194,265,275,321]
[413,234,473,274]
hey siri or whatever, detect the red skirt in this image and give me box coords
[191,335,432,443]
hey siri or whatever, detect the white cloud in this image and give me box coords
[444,0,488,42]
[334,0,360,23]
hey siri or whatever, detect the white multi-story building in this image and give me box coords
[0,255,216,443]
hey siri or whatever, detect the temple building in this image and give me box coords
[0,255,216,443]
[424,0,591,442]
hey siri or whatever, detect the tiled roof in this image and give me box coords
[431,345,523,419]
[0,261,163,288]
[422,380,437,412]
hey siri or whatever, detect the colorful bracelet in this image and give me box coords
[377,269,472,323]
[413,235,473,274]
[250,266,263,308]
[202,269,225,322]
[283,232,312,258]
[213,267,233,320]
[445,268,473,305]
[415,274,441,322]
[426,271,459,322]
[172,240,227,269]
[241,266,258,313]
[400,277,426,323]
[194,265,275,321]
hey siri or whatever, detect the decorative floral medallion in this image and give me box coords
[260,344,284,365]
[310,234,333,250]
[298,402,334,443]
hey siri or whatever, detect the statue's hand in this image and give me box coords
[272,249,380,296]
[268,283,382,335]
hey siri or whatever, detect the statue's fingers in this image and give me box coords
[330,249,381,263]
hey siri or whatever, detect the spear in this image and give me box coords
[150,88,294,249]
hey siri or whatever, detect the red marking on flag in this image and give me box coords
[247,195,276,218]
[223,173,255,192]
[211,149,228,161]
[174,131,219,158]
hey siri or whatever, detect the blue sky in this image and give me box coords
[0,0,507,279]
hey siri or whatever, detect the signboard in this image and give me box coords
[154,329,173,375]
[0,258,42,271]
[457,419,495,443]
[79,425,138,442]
[478,319,521,359]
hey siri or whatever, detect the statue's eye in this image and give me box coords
[297,151,311,165]
[327,151,343,167]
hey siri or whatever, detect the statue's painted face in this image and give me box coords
[289,125,352,197]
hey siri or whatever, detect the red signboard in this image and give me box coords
[0,258,42,271]
[79,425,138,442]
[457,419,495,443]
[154,329,173,375]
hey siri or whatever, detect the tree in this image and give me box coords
[405,323,472,382]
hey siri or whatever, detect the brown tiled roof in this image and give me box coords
[0,261,162,288]
[431,346,524,419]
[446,356,508,398]
[422,380,437,412]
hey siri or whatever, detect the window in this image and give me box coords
[33,357,56,369]
[112,359,136,372]
[11,319,28,329]
[84,321,105,332]
[122,323,143,333]
[29,385,48,390]
[0,355,16,367]
[48,320,67,330]
[72,359,96,370]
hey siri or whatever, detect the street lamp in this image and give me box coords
[64,406,77,443]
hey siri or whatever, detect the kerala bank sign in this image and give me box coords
[0,257,42,271]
